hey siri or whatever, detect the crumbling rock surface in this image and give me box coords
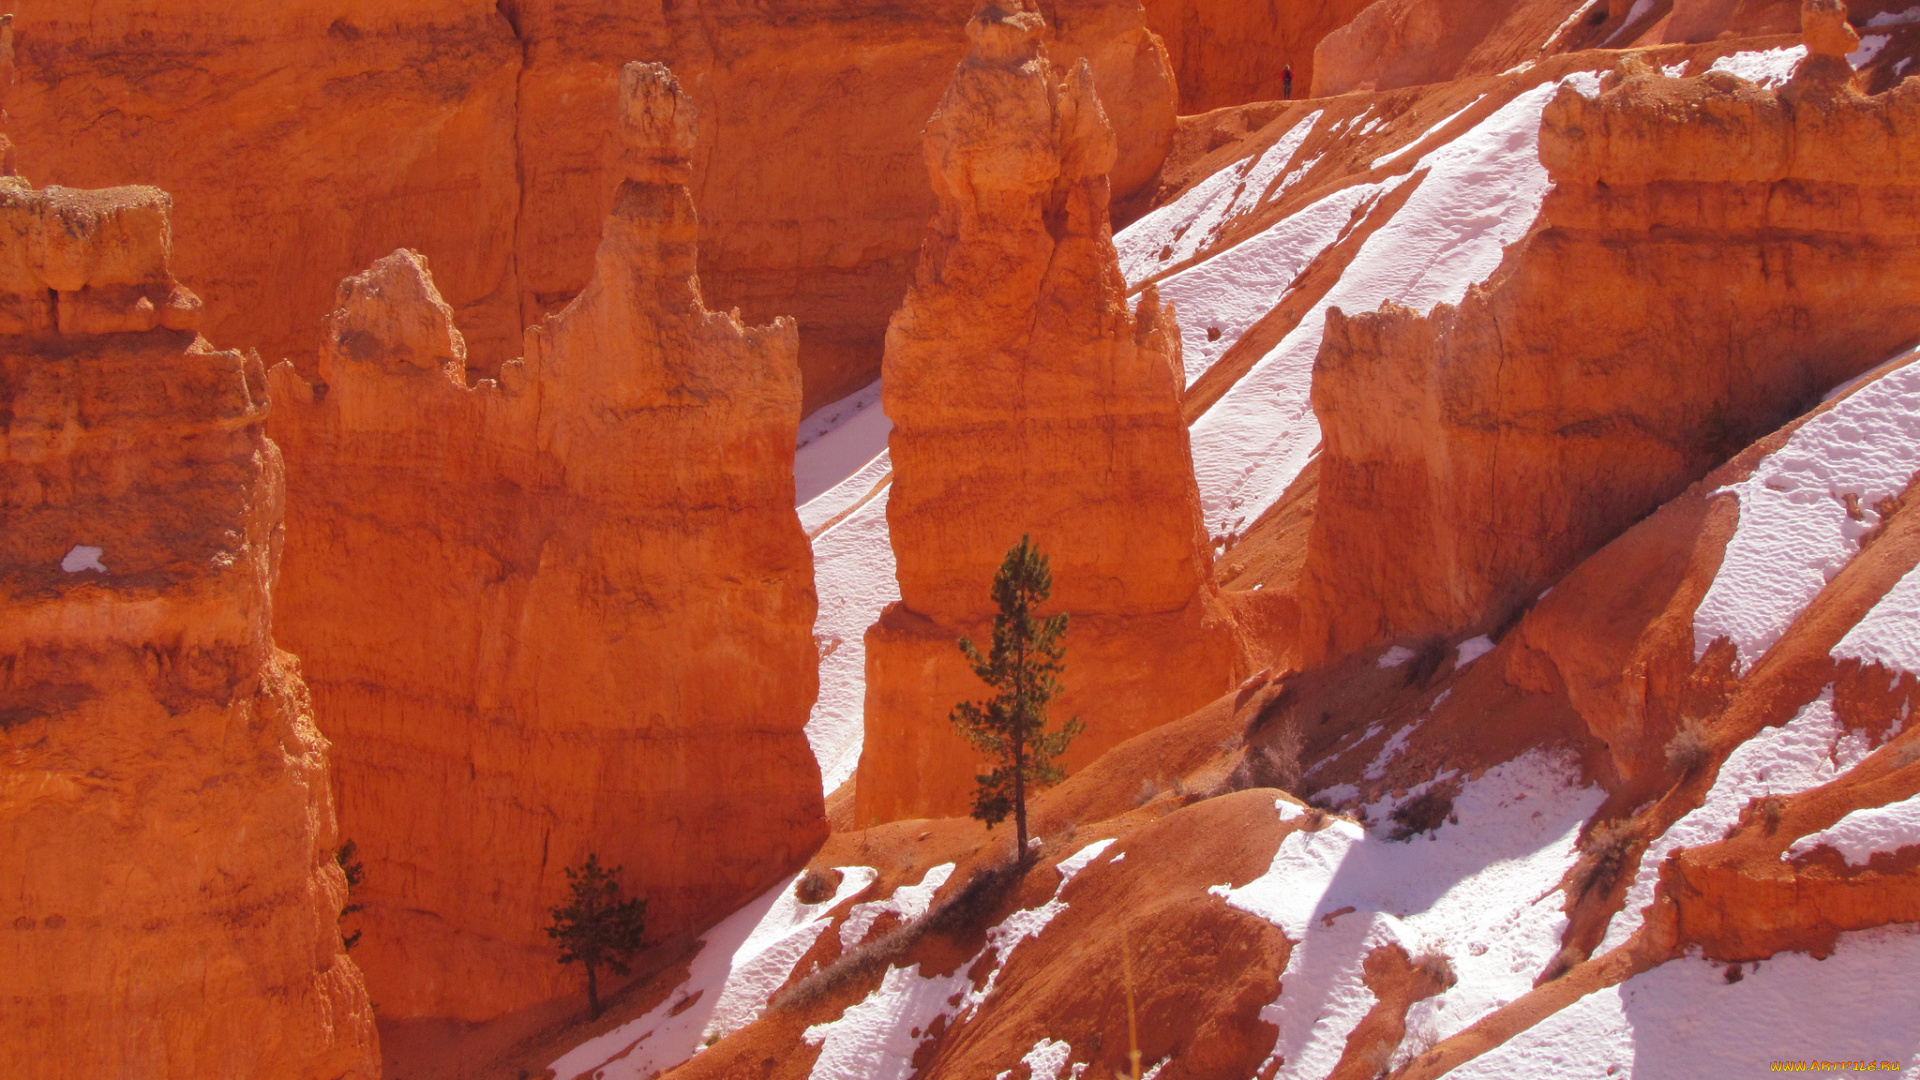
[267,64,826,1022]
[7,0,1175,415]
[1294,57,1920,665]
[856,3,1238,825]
[0,179,377,1080]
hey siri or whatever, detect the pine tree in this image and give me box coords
[335,839,365,951]
[951,535,1084,861]
[545,853,647,1019]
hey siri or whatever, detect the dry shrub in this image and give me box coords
[1229,721,1305,794]
[1665,716,1713,776]
[795,866,839,905]
[1387,788,1455,842]
[1569,819,1637,901]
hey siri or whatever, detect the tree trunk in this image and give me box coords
[1014,734,1029,862]
[587,961,601,1019]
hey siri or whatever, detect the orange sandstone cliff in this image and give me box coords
[1141,0,1373,112]
[1294,47,1920,665]
[6,0,1176,414]
[266,63,825,1022]
[855,2,1237,826]
[0,177,377,1078]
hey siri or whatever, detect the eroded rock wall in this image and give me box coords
[856,3,1237,825]
[1294,54,1920,665]
[0,179,377,1079]
[7,0,1175,414]
[1141,0,1372,112]
[266,64,826,1021]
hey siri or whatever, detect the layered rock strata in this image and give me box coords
[1294,52,1920,664]
[8,0,1176,414]
[0,179,377,1079]
[857,3,1237,825]
[267,63,826,1021]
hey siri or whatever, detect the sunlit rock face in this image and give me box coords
[857,2,1239,826]
[0,177,379,1080]
[267,64,827,1022]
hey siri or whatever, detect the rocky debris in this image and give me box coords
[855,1,1239,826]
[266,63,826,1022]
[0,180,377,1079]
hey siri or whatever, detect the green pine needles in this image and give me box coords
[951,535,1085,861]
[546,853,647,1020]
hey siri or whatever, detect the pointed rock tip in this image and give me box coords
[620,61,697,184]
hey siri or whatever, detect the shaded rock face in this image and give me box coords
[857,4,1237,826]
[266,64,826,1022]
[1141,0,1373,112]
[1294,61,1920,666]
[0,180,377,1080]
[7,0,1175,415]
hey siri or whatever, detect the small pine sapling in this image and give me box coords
[546,853,647,1019]
[335,839,365,951]
[950,535,1085,861]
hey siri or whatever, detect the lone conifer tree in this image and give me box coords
[951,535,1084,861]
[546,853,647,1019]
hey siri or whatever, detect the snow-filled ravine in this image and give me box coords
[1217,750,1606,1078]
[548,867,876,1080]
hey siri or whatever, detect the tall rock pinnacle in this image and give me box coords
[856,1,1240,825]
[0,182,378,1078]
[266,61,826,1021]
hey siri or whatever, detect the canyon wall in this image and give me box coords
[856,3,1237,826]
[0,179,377,1078]
[266,64,826,1021]
[1141,0,1373,112]
[1294,48,1920,664]
[7,0,1175,415]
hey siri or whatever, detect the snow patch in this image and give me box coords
[803,484,899,794]
[796,380,892,506]
[997,1038,1085,1080]
[1185,73,1602,539]
[1707,45,1808,87]
[802,840,1116,1080]
[1378,645,1416,669]
[1115,110,1323,283]
[839,863,956,950]
[1690,351,1920,672]
[1217,751,1605,1078]
[1834,561,1920,676]
[549,866,878,1080]
[1787,792,1920,866]
[1447,925,1920,1077]
[61,545,106,573]
[1869,4,1920,24]
[1455,635,1495,668]
[1600,691,1862,953]
[1369,95,1488,169]
[1851,33,1892,68]
[1603,0,1657,43]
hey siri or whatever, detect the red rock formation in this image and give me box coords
[1293,56,1920,665]
[0,178,377,1078]
[266,63,826,1021]
[856,3,1238,825]
[1310,0,1625,97]
[1141,0,1373,112]
[7,0,1175,414]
